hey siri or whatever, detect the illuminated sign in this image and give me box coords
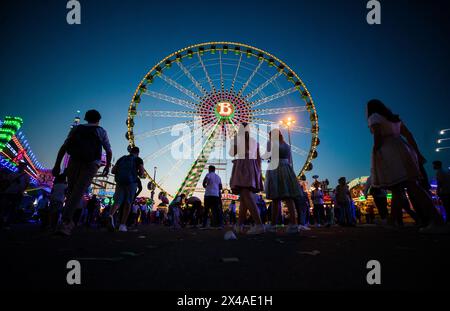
[13,149,26,164]
[0,116,23,152]
[222,193,239,200]
[215,102,234,118]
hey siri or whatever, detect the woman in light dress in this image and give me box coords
[229,123,264,235]
[367,99,444,232]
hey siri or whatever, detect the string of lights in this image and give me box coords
[436,128,450,153]
[0,116,48,187]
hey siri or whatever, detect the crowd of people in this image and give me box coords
[1,100,450,236]
[0,162,30,229]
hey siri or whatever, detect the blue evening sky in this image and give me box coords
[0,0,449,188]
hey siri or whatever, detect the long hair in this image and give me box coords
[269,129,285,144]
[266,128,286,153]
[367,99,401,123]
[233,123,251,157]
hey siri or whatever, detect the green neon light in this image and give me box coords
[0,116,23,153]
[176,122,220,197]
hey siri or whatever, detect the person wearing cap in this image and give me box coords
[108,146,145,232]
[52,109,112,236]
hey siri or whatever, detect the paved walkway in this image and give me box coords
[1,224,449,290]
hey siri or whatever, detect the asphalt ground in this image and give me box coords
[1,223,449,291]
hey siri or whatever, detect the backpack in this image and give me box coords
[66,125,102,162]
[114,155,138,185]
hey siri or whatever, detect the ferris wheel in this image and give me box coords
[126,42,319,199]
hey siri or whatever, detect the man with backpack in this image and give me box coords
[52,110,112,236]
[108,146,145,232]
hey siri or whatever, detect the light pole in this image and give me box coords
[436,129,450,153]
[279,117,296,167]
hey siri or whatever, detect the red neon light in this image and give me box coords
[11,136,39,174]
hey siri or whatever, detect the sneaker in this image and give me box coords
[247,225,265,235]
[287,225,299,234]
[118,224,128,232]
[56,221,74,236]
[107,215,115,231]
[298,225,311,231]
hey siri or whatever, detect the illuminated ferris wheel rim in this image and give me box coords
[126,41,320,197]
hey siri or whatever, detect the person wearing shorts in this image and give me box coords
[108,147,144,232]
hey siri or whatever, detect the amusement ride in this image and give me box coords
[126,42,320,199]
